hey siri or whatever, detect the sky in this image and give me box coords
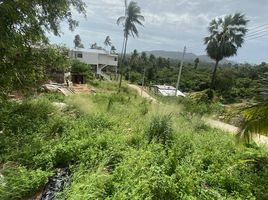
[48,0,268,64]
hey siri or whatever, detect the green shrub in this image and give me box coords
[177,96,223,115]
[0,167,49,200]
[139,100,149,115]
[42,93,65,102]
[146,115,173,147]
[63,169,113,200]
[3,98,56,135]
[189,90,210,103]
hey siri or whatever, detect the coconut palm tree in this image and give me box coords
[110,45,116,54]
[117,0,144,91]
[73,34,84,48]
[104,36,112,49]
[204,13,248,91]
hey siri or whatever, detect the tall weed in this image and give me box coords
[146,115,173,147]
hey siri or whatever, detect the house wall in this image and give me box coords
[78,52,99,65]
[70,50,118,66]
[98,54,117,66]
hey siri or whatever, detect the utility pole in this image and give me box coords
[141,67,145,96]
[175,46,186,96]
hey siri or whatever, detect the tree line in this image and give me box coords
[120,49,267,103]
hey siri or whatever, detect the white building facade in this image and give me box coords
[152,85,185,97]
[70,48,118,81]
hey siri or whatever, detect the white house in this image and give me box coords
[69,48,118,81]
[152,85,185,97]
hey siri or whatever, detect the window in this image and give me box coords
[76,52,83,58]
[114,57,117,61]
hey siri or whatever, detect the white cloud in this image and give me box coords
[143,11,209,28]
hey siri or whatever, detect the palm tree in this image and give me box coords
[104,36,112,49]
[73,34,84,48]
[130,49,139,68]
[90,43,102,50]
[194,58,199,69]
[111,45,116,54]
[204,13,248,91]
[117,0,144,91]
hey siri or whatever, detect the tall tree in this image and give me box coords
[90,43,102,50]
[0,0,86,96]
[74,34,84,48]
[141,52,148,64]
[194,58,199,69]
[117,0,144,91]
[111,46,116,54]
[104,36,112,49]
[204,13,248,91]
[130,49,139,70]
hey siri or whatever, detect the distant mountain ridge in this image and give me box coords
[144,50,234,64]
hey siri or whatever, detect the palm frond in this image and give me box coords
[117,16,126,25]
[117,0,144,39]
[204,13,248,61]
[238,72,268,142]
[238,102,268,142]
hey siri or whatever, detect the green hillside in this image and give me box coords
[1,82,267,200]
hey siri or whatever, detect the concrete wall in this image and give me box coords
[71,50,118,66]
[98,54,117,66]
[73,51,99,65]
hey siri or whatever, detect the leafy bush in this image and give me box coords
[71,59,91,74]
[139,100,149,115]
[63,170,113,200]
[0,167,49,200]
[189,90,210,103]
[146,115,173,147]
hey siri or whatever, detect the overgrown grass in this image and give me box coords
[158,96,224,116]
[0,81,267,200]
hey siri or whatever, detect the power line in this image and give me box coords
[248,26,268,34]
[175,46,186,95]
[246,33,268,41]
[248,23,268,31]
[246,28,268,38]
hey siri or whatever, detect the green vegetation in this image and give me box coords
[238,73,268,140]
[71,60,92,76]
[0,82,267,199]
[73,34,84,48]
[0,0,85,96]
[124,50,268,104]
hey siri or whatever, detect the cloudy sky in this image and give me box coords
[49,0,268,64]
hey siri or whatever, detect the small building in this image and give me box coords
[69,48,118,81]
[71,72,87,84]
[152,85,185,97]
[47,70,70,85]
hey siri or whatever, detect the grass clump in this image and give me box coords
[146,114,173,147]
[0,166,49,200]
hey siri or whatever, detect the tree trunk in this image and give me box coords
[210,60,219,90]
[118,36,128,92]
[116,37,126,81]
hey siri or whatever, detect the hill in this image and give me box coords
[144,50,234,64]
